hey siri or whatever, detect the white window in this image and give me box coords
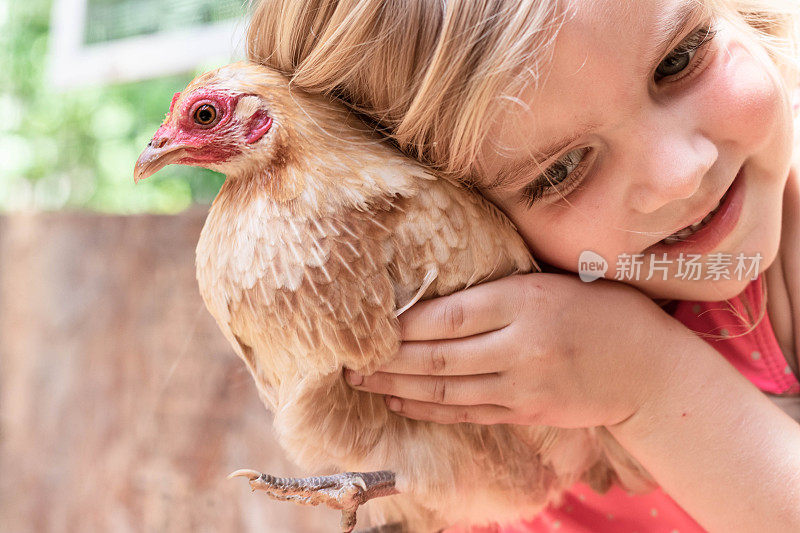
[47,0,248,89]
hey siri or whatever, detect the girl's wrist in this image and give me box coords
[607,313,700,436]
[605,330,800,530]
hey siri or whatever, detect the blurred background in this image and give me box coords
[0,0,335,530]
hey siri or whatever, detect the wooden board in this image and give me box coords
[0,211,339,532]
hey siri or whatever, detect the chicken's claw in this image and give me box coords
[227,469,264,487]
[227,469,399,532]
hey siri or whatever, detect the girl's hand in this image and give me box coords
[344,273,685,427]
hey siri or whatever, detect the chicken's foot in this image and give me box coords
[228,469,398,532]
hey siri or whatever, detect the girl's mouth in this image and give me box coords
[645,167,746,256]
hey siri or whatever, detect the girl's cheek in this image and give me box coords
[699,37,788,156]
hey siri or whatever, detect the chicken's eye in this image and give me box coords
[194,104,218,126]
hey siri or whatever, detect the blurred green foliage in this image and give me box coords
[0,0,228,213]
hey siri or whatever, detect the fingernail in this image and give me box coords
[345,370,363,386]
[386,396,402,411]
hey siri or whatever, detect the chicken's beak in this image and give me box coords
[134,138,189,183]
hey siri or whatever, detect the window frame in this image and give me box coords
[46,0,247,89]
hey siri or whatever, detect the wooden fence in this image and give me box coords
[0,211,337,532]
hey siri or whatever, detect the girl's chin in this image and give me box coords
[619,214,780,302]
[621,241,776,301]
[630,276,757,302]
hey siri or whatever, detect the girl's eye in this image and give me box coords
[519,147,590,208]
[654,25,716,82]
[515,25,716,209]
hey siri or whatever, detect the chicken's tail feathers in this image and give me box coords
[589,427,656,494]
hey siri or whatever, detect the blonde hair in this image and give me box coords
[246,0,800,341]
[247,0,799,177]
[246,0,565,182]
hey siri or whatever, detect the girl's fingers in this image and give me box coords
[397,276,524,341]
[377,328,512,375]
[347,370,505,406]
[385,396,513,425]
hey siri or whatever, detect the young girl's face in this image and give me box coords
[477,0,794,301]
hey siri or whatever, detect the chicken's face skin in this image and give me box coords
[134,61,400,210]
[134,65,280,182]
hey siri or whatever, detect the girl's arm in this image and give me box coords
[607,312,800,532]
[620,164,800,528]
[344,273,800,530]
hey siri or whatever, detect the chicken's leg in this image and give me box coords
[228,469,399,532]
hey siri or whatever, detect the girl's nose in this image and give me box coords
[626,114,718,215]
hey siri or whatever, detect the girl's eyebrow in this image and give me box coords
[483,0,706,193]
[645,0,709,67]
[483,123,595,192]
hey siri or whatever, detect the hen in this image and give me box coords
[134,61,651,532]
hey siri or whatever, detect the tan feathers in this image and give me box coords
[189,62,652,531]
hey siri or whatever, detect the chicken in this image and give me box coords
[134,61,652,533]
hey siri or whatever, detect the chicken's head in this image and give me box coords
[134,62,287,182]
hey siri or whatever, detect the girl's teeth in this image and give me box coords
[659,194,726,245]
[690,211,716,231]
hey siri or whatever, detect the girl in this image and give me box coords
[246,0,800,531]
